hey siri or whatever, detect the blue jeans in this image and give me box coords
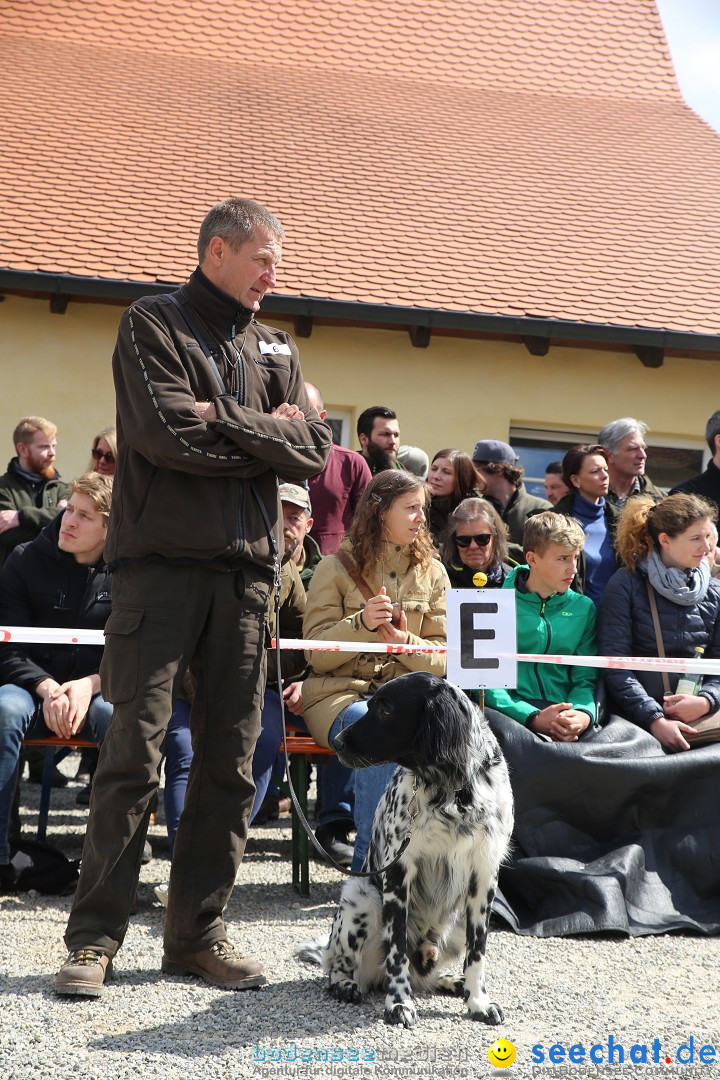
[0,683,112,864]
[163,688,291,852]
[328,699,397,871]
[162,700,193,855]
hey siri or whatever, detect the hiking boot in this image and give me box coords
[161,940,266,990]
[55,948,112,997]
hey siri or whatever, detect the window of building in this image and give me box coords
[325,409,352,447]
[509,425,705,500]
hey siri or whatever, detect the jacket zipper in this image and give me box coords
[231,320,245,547]
[533,598,551,700]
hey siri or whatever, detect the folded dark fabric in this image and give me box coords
[486,709,720,937]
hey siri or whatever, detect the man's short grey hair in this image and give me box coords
[597,417,649,455]
[197,198,284,262]
[705,410,720,455]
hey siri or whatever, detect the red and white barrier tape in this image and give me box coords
[1,625,719,676]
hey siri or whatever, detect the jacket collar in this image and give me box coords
[507,565,566,608]
[180,267,255,338]
[338,538,413,578]
[7,457,59,485]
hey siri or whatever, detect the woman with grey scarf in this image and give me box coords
[598,493,720,752]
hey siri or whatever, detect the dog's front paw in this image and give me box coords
[328,979,362,1004]
[466,996,504,1024]
[384,1001,417,1028]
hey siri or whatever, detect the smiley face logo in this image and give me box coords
[488,1039,516,1068]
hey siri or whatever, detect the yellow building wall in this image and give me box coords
[1,294,718,480]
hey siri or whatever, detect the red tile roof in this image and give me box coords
[2,0,720,337]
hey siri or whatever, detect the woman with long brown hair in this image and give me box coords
[598,493,720,752]
[426,448,480,546]
[303,469,449,869]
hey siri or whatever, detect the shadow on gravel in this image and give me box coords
[85,975,398,1056]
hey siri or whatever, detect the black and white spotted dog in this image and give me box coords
[296,671,513,1029]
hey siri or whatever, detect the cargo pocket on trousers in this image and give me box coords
[100,607,144,704]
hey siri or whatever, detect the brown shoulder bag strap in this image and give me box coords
[646,577,671,696]
[335,549,375,602]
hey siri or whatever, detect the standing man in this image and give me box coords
[356,405,402,474]
[597,417,663,508]
[305,383,371,554]
[55,198,331,997]
[0,417,69,568]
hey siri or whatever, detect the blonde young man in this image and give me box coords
[0,474,113,889]
[484,512,598,740]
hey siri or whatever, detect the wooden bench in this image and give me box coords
[21,736,97,841]
[279,730,337,897]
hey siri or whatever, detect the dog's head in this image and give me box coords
[332,672,481,785]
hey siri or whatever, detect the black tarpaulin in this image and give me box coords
[487,710,720,937]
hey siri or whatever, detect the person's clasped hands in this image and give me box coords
[360,585,409,644]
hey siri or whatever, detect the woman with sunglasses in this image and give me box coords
[441,497,514,588]
[88,427,116,477]
[426,448,481,547]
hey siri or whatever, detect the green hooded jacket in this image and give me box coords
[484,564,598,725]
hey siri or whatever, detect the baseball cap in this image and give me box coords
[397,444,429,479]
[472,439,518,465]
[279,483,312,513]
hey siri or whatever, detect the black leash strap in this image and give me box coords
[273,585,418,879]
[166,292,228,396]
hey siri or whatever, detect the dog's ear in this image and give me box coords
[412,682,474,777]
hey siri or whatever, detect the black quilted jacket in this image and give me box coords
[597,564,720,729]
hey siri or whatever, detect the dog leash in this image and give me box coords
[273,584,420,878]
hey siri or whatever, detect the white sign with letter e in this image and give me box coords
[445,588,517,690]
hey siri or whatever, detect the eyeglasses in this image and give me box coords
[455,533,492,548]
[91,448,115,463]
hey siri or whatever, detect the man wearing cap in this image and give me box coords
[252,483,324,823]
[270,483,355,864]
[279,483,322,587]
[472,439,550,561]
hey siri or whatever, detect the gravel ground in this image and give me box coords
[2,757,720,1080]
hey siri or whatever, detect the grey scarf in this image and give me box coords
[643,549,710,606]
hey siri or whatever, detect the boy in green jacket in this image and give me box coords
[484,512,598,741]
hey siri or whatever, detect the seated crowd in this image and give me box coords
[2,403,720,939]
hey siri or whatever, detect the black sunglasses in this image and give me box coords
[92,448,115,463]
[455,533,492,548]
